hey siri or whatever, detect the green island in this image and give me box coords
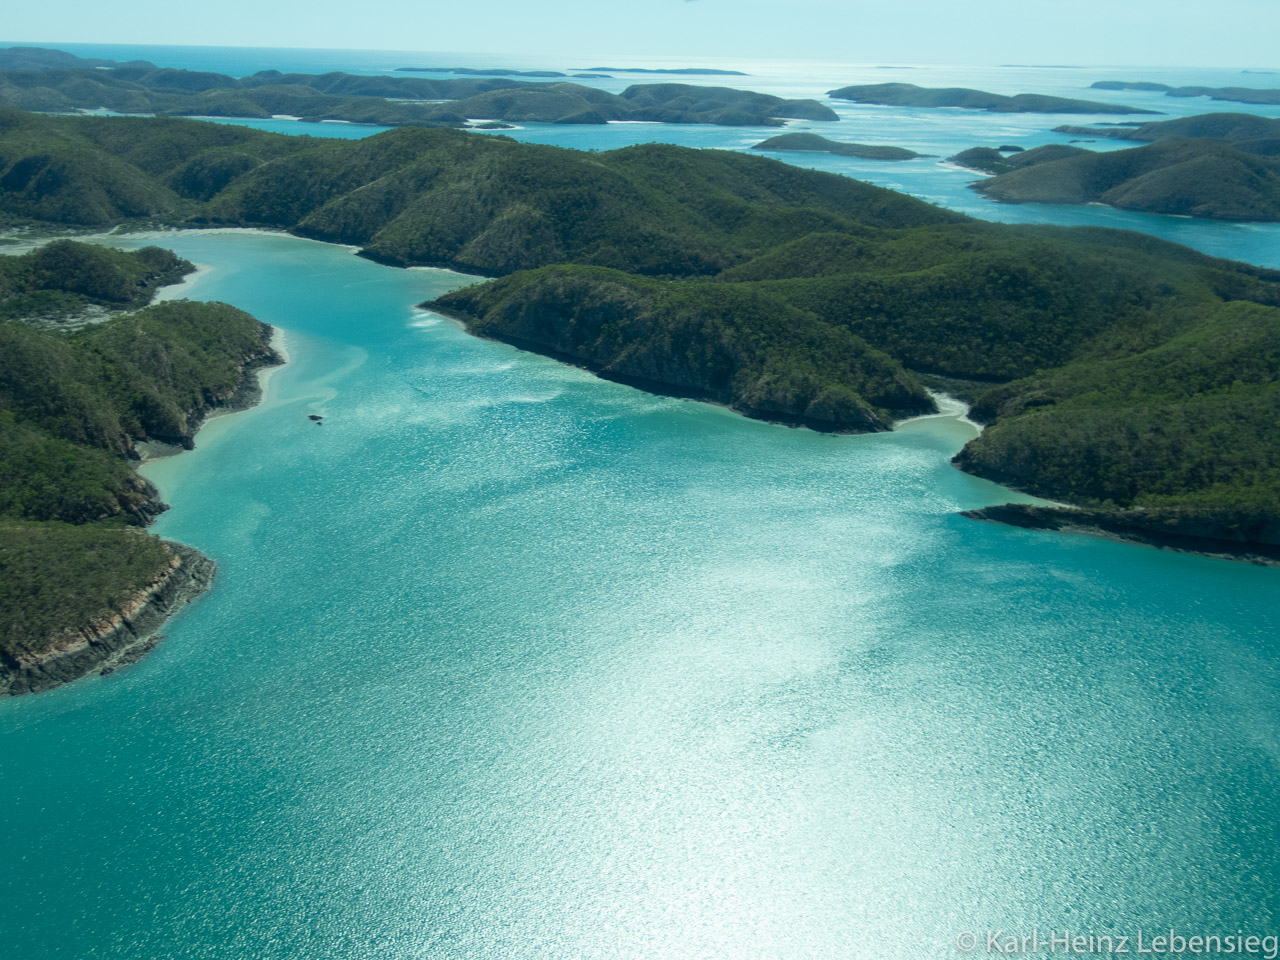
[0,59,834,127]
[752,133,929,160]
[584,67,748,76]
[826,82,1157,114]
[2,107,1278,575]
[1053,112,1280,152]
[959,138,1280,221]
[0,239,281,695]
[1092,80,1280,106]
[0,45,155,71]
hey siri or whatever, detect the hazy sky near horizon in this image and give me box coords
[4,0,1277,67]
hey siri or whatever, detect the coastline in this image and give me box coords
[893,389,981,430]
[12,228,1275,569]
[2,323,286,696]
[137,325,289,462]
[1,545,216,697]
[430,301,1280,566]
[153,261,214,302]
[424,302,907,434]
[961,502,1280,566]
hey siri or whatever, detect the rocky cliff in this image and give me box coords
[1,543,216,696]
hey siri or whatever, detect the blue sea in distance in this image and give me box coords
[2,44,1280,960]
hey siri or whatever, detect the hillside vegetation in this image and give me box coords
[435,264,932,430]
[969,138,1280,221]
[827,82,1155,114]
[1,109,1277,554]
[0,63,836,128]
[0,240,280,688]
[753,133,927,160]
[0,240,192,323]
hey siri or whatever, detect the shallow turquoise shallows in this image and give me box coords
[2,229,1278,959]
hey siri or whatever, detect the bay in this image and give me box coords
[2,47,1280,960]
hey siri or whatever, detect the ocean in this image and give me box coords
[1,44,1278,960]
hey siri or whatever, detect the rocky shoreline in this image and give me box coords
[962,503,1280,566]
[1,544,216,697]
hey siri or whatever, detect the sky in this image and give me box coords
[3,0,1278,68]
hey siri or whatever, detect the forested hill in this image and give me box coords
[826,82,1156,114]
[1,108,1278,556]
[1054,112,1280,146]
[0,240,280,694]
[0,240,192,323]
[0,109,955,271]
[968,138,1280,221]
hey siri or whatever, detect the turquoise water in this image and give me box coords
[2,46,1280,958]
[1,229,1278,959]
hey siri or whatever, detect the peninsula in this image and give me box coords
[0,240,281,695]
[0,45,155,71]
[1052,112,1280,152]
[948,143,1088,175]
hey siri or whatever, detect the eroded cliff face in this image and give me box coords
[1,544,216,696]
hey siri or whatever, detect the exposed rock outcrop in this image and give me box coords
[1,544,216,696]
